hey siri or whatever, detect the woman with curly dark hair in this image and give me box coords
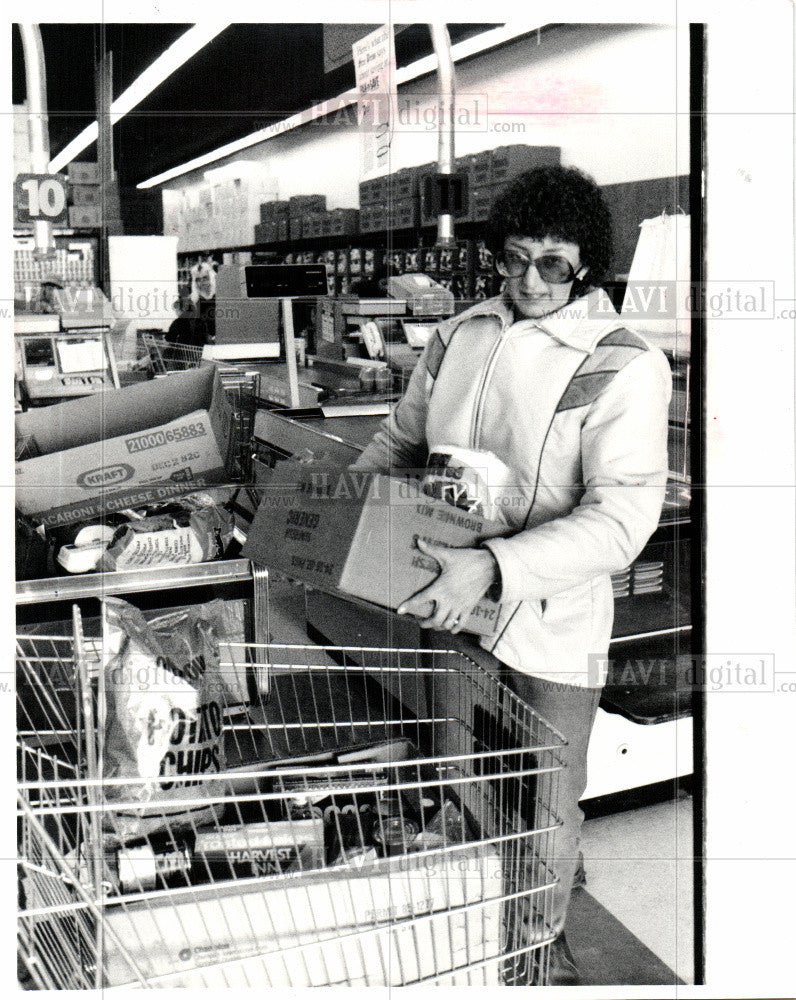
[355,163,672,984]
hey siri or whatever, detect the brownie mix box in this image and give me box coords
[242,462,515,636]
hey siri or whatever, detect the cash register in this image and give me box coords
[312,274,454,381]
[14,283,119,405]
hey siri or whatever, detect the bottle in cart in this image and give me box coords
[116,834,194,893]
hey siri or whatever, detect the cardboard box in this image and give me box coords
[360,204,387,233]
[69,183,102,206]
[358,176,384,206]
[489,143,561,185]
[102,844,502,987]
[389,197,419,229]
[67,161,101,185]
[328,208,360,236]
[15,366,236,527]
[390,167,419,200]
[68,204,102,228]
[288,193,327,213]
[259,199,290,222]
[242,464,512,636]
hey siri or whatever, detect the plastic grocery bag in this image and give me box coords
[621,212,691,354]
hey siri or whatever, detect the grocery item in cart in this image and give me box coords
[101,843,504,987]
[113,816,326,891]
[97,503,234,571]
[15,365,236,528]
[18,640,565,988]
[410,798,473,851]
[193,817,325,879]
[116,838,193,892]
[101,598,231,844]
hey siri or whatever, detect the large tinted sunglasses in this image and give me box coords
[496,248,583,285]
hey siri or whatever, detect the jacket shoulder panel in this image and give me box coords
[425,329,447,380]
[555,328,651,413]
[595,327,650,351]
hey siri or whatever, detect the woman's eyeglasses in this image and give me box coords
[495,248,582,285]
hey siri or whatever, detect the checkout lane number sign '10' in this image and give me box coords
[15,172,69,226]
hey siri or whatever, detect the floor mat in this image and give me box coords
[566,887,684,986]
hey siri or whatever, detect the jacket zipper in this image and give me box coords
[469,315,511,447]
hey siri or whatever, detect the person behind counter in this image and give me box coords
[167,260,217,350]
[352,164,672,984]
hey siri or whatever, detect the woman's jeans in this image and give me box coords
[501,668,601,935]
[432,632,601,937]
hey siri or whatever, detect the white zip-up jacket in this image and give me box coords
[354,289,672,686]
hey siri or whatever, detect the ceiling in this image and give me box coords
[11,23,498,189]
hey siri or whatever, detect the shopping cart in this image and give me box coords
[17,614,565,989]
[140,332,205,375]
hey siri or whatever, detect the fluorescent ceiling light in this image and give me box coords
[138,20,544,189]
[49,22,230,174]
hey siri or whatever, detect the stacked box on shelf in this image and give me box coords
[389,167,418,200]
[67,162,101,185]
[467,185,499,223]
[329,208,360,236]
[469,150,494,189]
[302,214,319,239]
[288,216,303,240]
[358,177,383,207]
[360,204,387,233]
[489,144,560,185]
[288,194,327,214]
[276,219,290,242]
[305,212,332,239]
[260,200,290,223]
[254,221,281,244]
[388,199,419,229]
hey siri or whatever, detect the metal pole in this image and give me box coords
[18,23,53,254]
[96,47,114,294]
[282,297,301,408]
[429,22,456,246]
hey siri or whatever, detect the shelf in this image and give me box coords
[176,221,490,257]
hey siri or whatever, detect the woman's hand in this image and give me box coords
[397,538,499,633]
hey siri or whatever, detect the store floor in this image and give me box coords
[574,795,695,984]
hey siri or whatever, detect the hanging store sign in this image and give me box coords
[14,172,69,226]
[352,25,397,179]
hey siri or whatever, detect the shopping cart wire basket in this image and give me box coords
[17,615,565,989]
[140,332,205,375]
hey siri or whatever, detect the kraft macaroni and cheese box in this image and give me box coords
[243,462,515,637]
[15,366,236,527]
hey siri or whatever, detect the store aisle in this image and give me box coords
[579,795,695,984]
